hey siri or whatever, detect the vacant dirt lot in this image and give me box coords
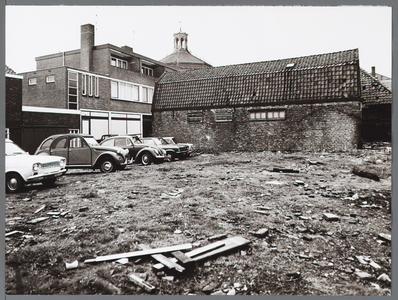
[5,146,392,295]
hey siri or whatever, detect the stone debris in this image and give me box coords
[34,205,46,214]
[254,210,270,215]
[356,256,370,265]
[352,166,380,181]
[355,270,373,279]
[272,167,299,173]
[227,288,236,295]
[378,233,391,242]
[5,230,23,237]
[27,217,49,224]
[377,273,391,283]
[162,276,174,281]
[294,180,305,186]
[65,260,78,269]
[78,206,89,212]
[115,258,129,264]
[208,234,228,241]
[369,261,382,269]
[249,228,269,238]
[211,290,226,295]
[323,213,340,221]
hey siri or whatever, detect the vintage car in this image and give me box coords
[5,139,67,193]
[35,134,131,173]
[163,137,194,153]
[100,135,166,165]
[141,137,189,161]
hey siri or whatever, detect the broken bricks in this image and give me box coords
[249,228,269,238]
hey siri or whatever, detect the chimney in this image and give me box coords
[371,66,376,77]
[121,45,133,53]
[80,24,94,71]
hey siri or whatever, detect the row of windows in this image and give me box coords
[111,80,153,103]
[142,66,154,76]
[82,74,99,97]
[187,109,286,123]
[28,75,55,85]
[111,57,154,77]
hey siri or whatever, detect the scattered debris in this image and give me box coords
[354,271,373,279]
[227,288,236,295]
[115,258,129,265]
[162,276,174,281]
[26,217,49,224]
[294,180,305,186]
[272,167,299,173]
[323,213,340,221]
[78,206,89,212]
[208,234,228,241]
[151,254,185,273]
[378,233,391,243]
[128,273,155,293]
[84,243,193,264]
[352,167,380,181]
[211,290,226,295]
[264,181,284,185]
[5,231,23,237]
[254,210,270,215]
[377,273,391,283]
[171,251,194,264]
[174,229,182,234]
[65,260,78,270]
[369,261,382,269]
[308,160,324,165]
[34,205,46,214]
[249,228,269,238]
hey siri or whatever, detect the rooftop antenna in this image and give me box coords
[179,21,182,32]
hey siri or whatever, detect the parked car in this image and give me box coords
[163,137,194,154]
[141,137,189,161]
[35,134,131,173]
[100,135,166,165]
[5,139,67,193]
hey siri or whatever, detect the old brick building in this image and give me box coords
[19,24,177,153]
[153,49,368,152]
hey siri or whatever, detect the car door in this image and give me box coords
[68,136,92,166]
[50,136,69,161]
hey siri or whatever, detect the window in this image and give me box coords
[46,75,55,83]
[94,76,99,97]
[250,110,285,121]
[70,137,85,148]
[68,71,78,109]
[142,87,153,103]
[5,128,10,139]
[188,111,203,123]
[215,109,233,122]
[111,57,128,69]
[88,75,93,96]
[111,80,142,102]
[53,138,68,149]
[28,78,37,85]
[82,74,87,95]
[142,66,153,76]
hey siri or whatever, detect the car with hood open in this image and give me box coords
[6,139,67,193]
[100,135,166,165]
[35,134,131,173]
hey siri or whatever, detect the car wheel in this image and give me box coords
[166,152,176,162]
[42,177,57,187]
[6,173,24,193]
[99,158,115,173]
[140,152,153,166]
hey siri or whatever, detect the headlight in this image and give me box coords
[60,159,66,169]
[33,163,41,172]
[117,154,124,161]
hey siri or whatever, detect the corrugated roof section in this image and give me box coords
[153,49,361,111]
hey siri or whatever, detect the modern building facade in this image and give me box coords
[153,49,372,152]
[19,24,177,153]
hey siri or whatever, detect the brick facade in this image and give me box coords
[153,101,362,152]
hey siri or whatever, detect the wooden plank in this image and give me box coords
[151,254,185,273]
[171,251,194,264]
[153,236,250,270]
[191,236,251,262]
[84,243,192,264]
[208,233,228,241]
[128,273,155,293]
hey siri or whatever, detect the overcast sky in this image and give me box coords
[5,5,392,77]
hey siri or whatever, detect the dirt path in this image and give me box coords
[5,149,391,295]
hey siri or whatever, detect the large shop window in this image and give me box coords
[249,109,285,121]
[68,71,78,110]
[187,111,203,123]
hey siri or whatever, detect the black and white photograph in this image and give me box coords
[4,4,393,296]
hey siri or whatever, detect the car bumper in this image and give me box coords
[120,158,134,166]
[26,169,67,183]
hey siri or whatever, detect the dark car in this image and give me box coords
[141,137,189,161]
[100,135,166,165]
[35,134,132,173]
[163,137,194,155]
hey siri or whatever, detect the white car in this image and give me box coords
[5,139,67,193]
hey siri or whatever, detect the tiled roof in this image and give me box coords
[360,69,392,105]
[153,49,361,111]
[5,65,17,75]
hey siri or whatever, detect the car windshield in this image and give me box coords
[157,138,168,145]
[83,137,99,146]
[5,142,28,155]
[164,138,175,144]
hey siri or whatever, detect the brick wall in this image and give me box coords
[153,101,362,152]
[6,76,23,128]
